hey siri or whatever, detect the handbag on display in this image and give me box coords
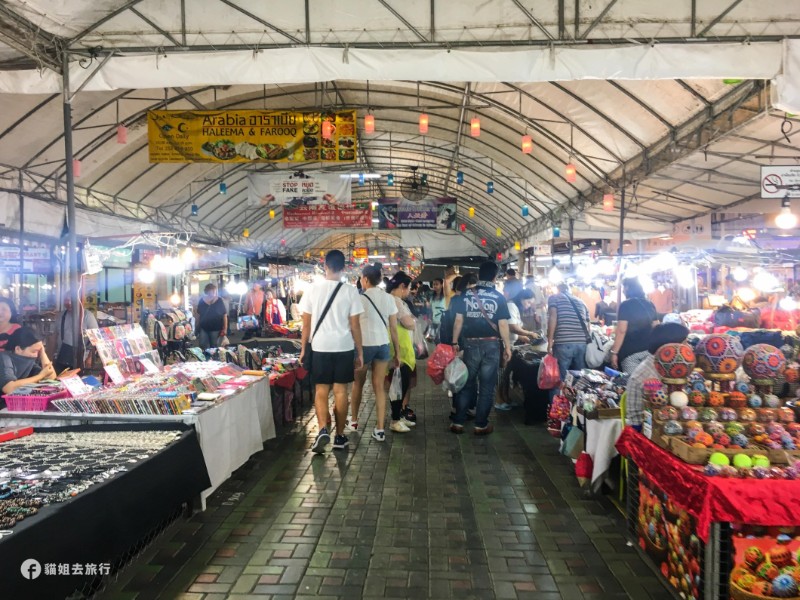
[561,424,585,460]
[302,283,343,372]
[548,394,571,421]
[585,329,612,369]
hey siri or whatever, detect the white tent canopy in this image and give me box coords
[0,1,797,258]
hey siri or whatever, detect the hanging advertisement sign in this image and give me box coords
[761,165,800,198]
[283,204,371,229]
[377,197,457,230]
[247,172,352,207]
[147,110,357,163]
[0,246,50,273]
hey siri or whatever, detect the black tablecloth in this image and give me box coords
[0,423,210,598]
[240,337,302,354]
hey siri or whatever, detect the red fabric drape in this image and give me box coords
[616,427,800,542]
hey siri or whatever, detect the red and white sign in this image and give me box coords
[283,204,371,229]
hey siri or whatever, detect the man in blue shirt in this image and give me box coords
[450,261,512,435]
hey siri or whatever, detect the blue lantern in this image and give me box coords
[521,205,529,217]
[190,204,198,216]
[358,173,365,186]
[219,182,227,195]
[553,226,560,238]
[456,171,464,185]
[387,173,394,186]
[421,173,428,185]
[486,181,494,194]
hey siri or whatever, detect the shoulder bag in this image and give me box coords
[363,293,387,328]
[564,294,606,369]
[302,283,343,371]
[469,290,500,334]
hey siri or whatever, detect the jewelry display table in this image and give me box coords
[0,423,210,599]
[0,378,274,508]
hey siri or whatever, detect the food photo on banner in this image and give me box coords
[246,171,371,229]
[147,110,357,163]
[377,197,457,229]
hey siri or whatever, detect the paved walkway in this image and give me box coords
[100,371,673,600]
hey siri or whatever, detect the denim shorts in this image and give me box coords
[363,344,390,364]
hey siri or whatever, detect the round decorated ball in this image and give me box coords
[695,334,744,375]
[709,452,730,466]
[718,408,738,422]
[772,573,799,597]
[655,343,697,381]
[752,454,771,468]
[733,453,753,469]
[770,547,794,568]
[713,432,731,447]
[694,431,713,447]
[785,367,800,384]
[748,394,763,408]
[744,547,766,569]
[681,407,698,421]
[727,391,747,408]
[657,406,680,421]
[779,408,795,423]
[739,408,758,422]
[726,422,746,436]
[743,344,787,381]
[751,581,773,596]
[670,391,689,409]
[731,433,750,448]
[758,562,781,580]
[705,421,725,436]
[738,574,758,591]
[765,394,782,409]
[704,463,722,476]
[698,407,719,422]
[759,409,777,423]
[663,420,684,436]
[688,391,706,407]
[649,388,669,408]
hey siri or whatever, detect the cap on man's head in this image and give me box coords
[648,323,690,355]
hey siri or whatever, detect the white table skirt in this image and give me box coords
[578,415,623,490]
[0,378,275,508]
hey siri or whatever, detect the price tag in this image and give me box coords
[139,357,160,374]
[61,374,92,397]
[104,364,126,385]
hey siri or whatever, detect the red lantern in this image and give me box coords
[116,124,128,144]
[470,117,480,137]
[459,223,466,232]
[521,135,533,154]
[565,163,577,183]
[72,158,81,178]
[364,114,375,134]
[602,193,614,212]
[481,238,487,247]
[419,114,429,134]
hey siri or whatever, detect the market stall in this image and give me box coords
[0,423,210,598]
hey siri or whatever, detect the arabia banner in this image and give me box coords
[377,197,457,230]
[147,110,357,163]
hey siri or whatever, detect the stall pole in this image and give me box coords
[568,217,574,270]
[17,171,24,307]
[62,52,83,368]
[616,186,626,309]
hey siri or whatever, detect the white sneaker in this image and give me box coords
[401,417,416,428]
[390,420,411,433]
[345,418,358,433]
[372,428,386,442]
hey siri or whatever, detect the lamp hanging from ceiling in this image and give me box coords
[387,173,394,186]
[514,241,521,251]
[470,117,480,137]
[364,113,374,134]
[469,207,475,218]
[191,204,198,216]
[522,205,529,217]
[72,158,81,178]
[565,124,577,183]
[243,228,250,238]
[603,193,614,212]
[521,134,533,154]
[116,124,128,144]
[419,113,429,134]
[486,181,494,194]
[456,170,464,185]
[269,209,275,219]
[481,238,487,247]
[776,196,798,230]
[460,223,466,232]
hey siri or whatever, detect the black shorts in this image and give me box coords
[311,350,355,385]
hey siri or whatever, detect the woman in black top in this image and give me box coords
[609,277,659,373]
[0,327,56,395]
[195,283,228,350]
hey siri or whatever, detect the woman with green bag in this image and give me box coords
[386,271,417,432]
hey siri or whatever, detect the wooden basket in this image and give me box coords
[730,580,800,600]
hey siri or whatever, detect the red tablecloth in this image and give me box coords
[616,427,800,542]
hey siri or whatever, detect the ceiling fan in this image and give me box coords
[399,166,429,203]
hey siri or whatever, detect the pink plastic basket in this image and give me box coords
[3,391,70,412]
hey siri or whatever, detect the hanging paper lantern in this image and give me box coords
[495,227,502,237]
[565,163,577,183]
[742,344,787,382]
[456,171,464,185]
[219,182,227,195]
[470,117,480,137]
[695,335,744,375]
[460,223,466,232]
[269,209,275,219]
[190,204,198,216]
[521,205,529,217]
[486,181,494,194]
[72,158,81,178]
[116,124,128,144]
[421,173,428,185]
[496,252,502,261]
[481,238,487,247]
[364,114,375,134]
[322,120,334,139]
[552,226,560,238]
[514,241,521,251]
[418,113,429,134]
[243,228,250,238]
[654,343,696,383]
[521,134,533,154]
[358,173,365,186]
[469,207,475,218]
[387,173,394,186]
[602,193,614,212]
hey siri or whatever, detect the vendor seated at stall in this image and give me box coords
[0,327,56,395]
[625,322,690,431]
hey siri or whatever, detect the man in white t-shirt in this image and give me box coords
[299,250,364,454]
